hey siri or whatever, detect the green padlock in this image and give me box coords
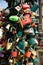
[9,16,19,22]
[0,47,4,51]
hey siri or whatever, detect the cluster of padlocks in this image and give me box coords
[0,0,39,65]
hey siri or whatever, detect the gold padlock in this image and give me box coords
[31,55,36,59]
[25,41,29,47]
[26,62,33,65]
[31,50,37,56]
[13,58,18,64]
[6,42,13,50]
[6,39,13,50]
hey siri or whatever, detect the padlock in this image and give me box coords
[9,16,19,22]
[33,57,39,63]
[31,50,37,56]
[31,55,36,60]
[17,31,23,37]
[17,61,22,65]
[25,51,31,58]
[21,14,32,27]
[5,9,10,15]
[31,23,36,27]
[0,47,4,51]
[25,41,29,47]
[28,38,38,45]
[26,62,33,65]
[0,28,4,40]
[32,18,37,23]
[31,2,39,12]
[5,24,16,34]
[34,27,38,34]
[11,51,17,58]
[6,38,13,50]
[13,58,18,64]
[22,4,30,10]
[9,59,13,65]
[16,40,25,54]
[31,12,37,17]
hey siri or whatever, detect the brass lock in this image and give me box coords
[6,38,13,50]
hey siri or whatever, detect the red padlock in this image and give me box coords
[25,51,31,58]
[21,14,32,27]
[11,51,17,58]
[22,4,30,10]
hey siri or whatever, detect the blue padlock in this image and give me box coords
[31,2,39,12]
[17,61,22,65]
[28,38,38,45]
[16,40,25,54]
[17,31,23,37]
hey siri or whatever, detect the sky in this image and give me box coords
[0,0,8,11]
